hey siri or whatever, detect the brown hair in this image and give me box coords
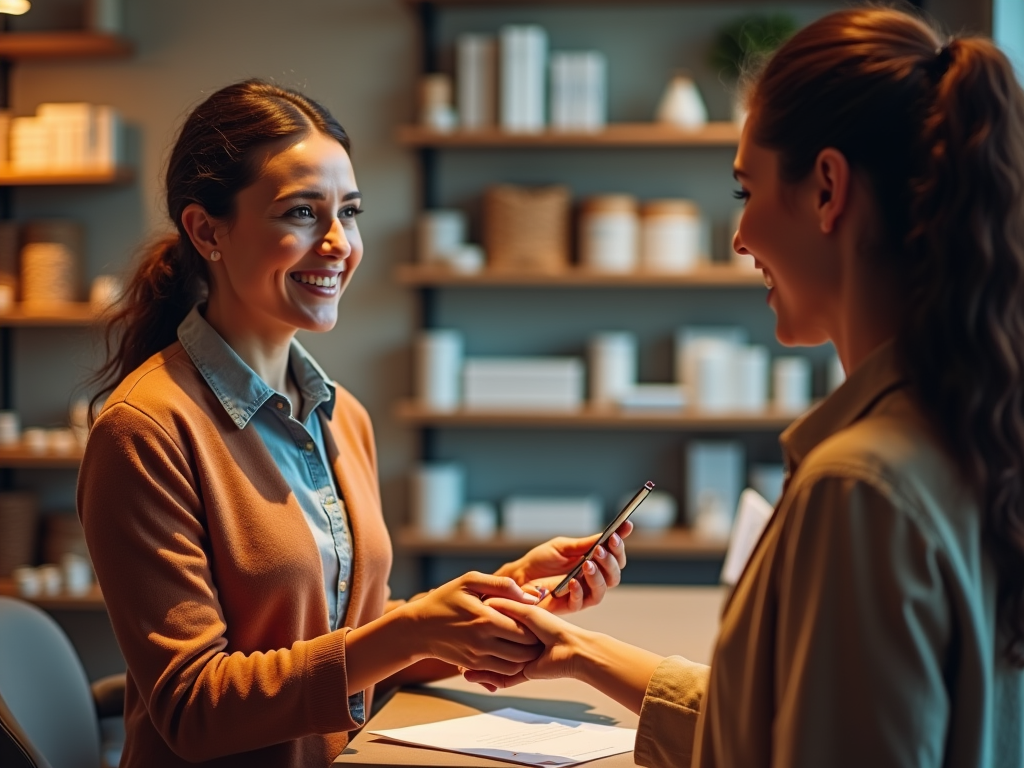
[750,8,1024,663]
[89,79,350,414]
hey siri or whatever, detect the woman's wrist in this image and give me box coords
[344,603,425,691]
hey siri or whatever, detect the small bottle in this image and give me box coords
[579,195,639,274]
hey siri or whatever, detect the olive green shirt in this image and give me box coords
[635,341,1024,768]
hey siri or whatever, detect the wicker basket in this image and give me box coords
[0,492,38,576]
[483,184,571,273]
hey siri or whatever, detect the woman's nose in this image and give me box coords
[318,218,352,259]
[732,228,748,256]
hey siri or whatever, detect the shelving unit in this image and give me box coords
[396,263,762,287]
[0,31,133,61]
[394,0,815,591]
[395,401,796,431]
[397,121,741,148]
[0,446,84,469]
[0,168,135,186]
[0,303,97,327]
[0,578,105,610]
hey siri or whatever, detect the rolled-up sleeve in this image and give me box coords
[773,472,951,768]
[635,655,710,768]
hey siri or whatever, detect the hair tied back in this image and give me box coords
[929,41,955,80]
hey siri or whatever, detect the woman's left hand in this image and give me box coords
[495,521,632,615]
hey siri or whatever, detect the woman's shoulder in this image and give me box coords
[99,340,215,428]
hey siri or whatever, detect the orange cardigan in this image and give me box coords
[78,342,393,768]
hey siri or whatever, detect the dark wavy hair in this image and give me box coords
[749,8,1024,663]
[89,79,350,416]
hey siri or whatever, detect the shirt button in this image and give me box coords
[276,402,284,410]
[325,495,335,504]
[338,580,347,592]
[305,441,314,452]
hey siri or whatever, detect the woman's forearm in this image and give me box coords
[344,607,424,692]
[379,659,459,691]
[572,631,664,715]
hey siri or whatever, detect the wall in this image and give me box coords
[8,0,423,597]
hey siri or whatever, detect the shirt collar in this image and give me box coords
[780,340,907,474]
[177,305,336,429]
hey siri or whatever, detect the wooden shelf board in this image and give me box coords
[396,527,727,558]
[395,401,797,430]
[0,167,134,187]
[406,0,807,6]
[0,32,133,61]
[397,122,740,148]
[396,263,763,288]
[0,579,105,610]
[0,303,97,327]
[0,446,84,468]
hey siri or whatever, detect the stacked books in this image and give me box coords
[550,51,607,132]
[7,103,122,174]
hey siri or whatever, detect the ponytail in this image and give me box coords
[87,233,207,421]
[901,38,1024,663]
[750,9,1024,664]
[88,79,351,418]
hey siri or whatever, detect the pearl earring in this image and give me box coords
[209,250,221,261]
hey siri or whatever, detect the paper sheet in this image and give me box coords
[369,707,636,766]
[720,487,774,586]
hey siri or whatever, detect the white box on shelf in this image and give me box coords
[457,34,497,130]
[675,326,748,390]
[500,25,547,133]
[463,358,584,410]
[618,384,686,410]
[503,496,602,537]
[415,329,464,411]
[685,440,744,534]
[550,51,607,132]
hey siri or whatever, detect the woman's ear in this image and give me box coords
[814,147,850,235]
[180,203,225,260]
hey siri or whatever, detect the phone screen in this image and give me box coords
[552,480,655,597]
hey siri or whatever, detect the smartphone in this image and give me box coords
[551,480,655,598]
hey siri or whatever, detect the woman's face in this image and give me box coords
[732,121,839,348]
[209,131,363,339]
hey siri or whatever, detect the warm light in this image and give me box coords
[0,0,30,15]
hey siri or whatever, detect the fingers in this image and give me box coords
[590,543,621,589]
[607,528,629,569]
[580,559,609,607]
[487,597,564,643]
[464,667,530,690]
[461,572,540,604]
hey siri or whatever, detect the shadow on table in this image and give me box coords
[398,686,621,726]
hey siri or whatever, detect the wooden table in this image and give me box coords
[334,586,725,766]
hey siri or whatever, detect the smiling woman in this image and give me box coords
[75,79,633,768]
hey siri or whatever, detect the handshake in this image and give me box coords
[400,522,632,690]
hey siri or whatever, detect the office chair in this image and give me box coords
[0,596,125,768]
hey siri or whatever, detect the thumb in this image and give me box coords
[460,572,540,604]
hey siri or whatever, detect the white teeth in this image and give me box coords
[292,272,340,287]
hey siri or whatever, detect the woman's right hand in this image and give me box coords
[461,597,590,691]
[401,572,543,675]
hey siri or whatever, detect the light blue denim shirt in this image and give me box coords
[177,305,354,631]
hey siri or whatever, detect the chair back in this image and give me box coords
[0,597,101,768]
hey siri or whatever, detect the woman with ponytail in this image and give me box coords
[468,8,1024,767]
[77,79,632,768]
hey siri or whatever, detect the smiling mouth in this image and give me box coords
[290,271,341,288]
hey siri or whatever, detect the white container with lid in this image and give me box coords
[640,199,702,273]
[588,332,637,407]
[579,195,639,274]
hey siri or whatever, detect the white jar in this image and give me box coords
[410,463,465,536]
[415,330,464,411]
[417,210,467,265]
[773,356,812,413]
[640,199,702,273]
[588,332,638,407]
[579,195,639,274]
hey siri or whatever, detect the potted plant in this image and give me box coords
[709,14,798,123]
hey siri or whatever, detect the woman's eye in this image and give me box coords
[288,205,315,219]
[732,189,750,203]
[340,205,365,220]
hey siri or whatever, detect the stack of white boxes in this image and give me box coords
[7,103,122,174]
[455,25,608,135]
[463,358,584,411]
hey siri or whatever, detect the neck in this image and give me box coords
[831,253,901,376]
[203,301,295,394]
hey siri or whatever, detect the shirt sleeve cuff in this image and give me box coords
[634,656,709,768]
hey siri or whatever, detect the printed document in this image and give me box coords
[369,706,635,766]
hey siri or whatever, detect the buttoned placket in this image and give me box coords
[270,394,354,630]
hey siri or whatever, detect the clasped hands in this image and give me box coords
[407,522,631,682]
